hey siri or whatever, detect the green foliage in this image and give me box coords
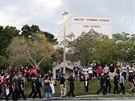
[52,47,63,63]
[67,30,103,64]
[23,79,131,97]
[7,32,55,67]
[0,26,19,56]
[21,25,57,44]
[67,31,135,65]
[0,25,57,69]
[92,39,116,64]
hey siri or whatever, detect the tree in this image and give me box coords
[92,39,116,64]
[67,29,101,64]
[21,25,57,44]
[7,32,55,68]
[112,32,131,63]
[0,26,19,56]
[52,47,63,63]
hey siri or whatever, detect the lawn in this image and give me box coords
[24,79,135,97]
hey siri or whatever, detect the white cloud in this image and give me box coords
[120,17,125,21]
[0,0,62,29]
[0,5,31,28]
[33,0,61,12]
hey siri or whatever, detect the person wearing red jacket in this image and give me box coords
[97,65,103,80]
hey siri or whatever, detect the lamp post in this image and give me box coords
[63,12,68,74]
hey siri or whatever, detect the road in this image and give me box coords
[1,98,135,101]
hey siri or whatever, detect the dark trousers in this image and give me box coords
[93,72,97,78]
[12,88,18,100]
[113,83,119,94]
[97,85,106,95]
[123,72,126,79]
[89,74,93,80]
[36,88,42,98]
[118,83,125,94]
[29,87,37,98]
[68,84,75,97]
[85,85,88,93]
[19,90,26,99]
[106,83,111,93]
[0,87,2,98]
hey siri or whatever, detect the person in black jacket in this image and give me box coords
[106,73,111,93]
[29,75,37,99]
[35,76,42,98]
[67,73,75,97]
[12,77,19,101]
[18,76,26,100]
[128,72,135,94]
[113,73,119,94]
[60,74,66,97]
[97,73,106,95]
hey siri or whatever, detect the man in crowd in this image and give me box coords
[67,73,75,97]
[118,73,125,94]
[109,64,115,80]
[113,73,119,94]
[128,72,135,94]
[106,72,111,93]
[73,64,79,81]
[60,74,66,97]
[97,73,106,95]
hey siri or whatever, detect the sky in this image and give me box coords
[0,0,135,39]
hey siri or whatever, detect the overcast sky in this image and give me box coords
[0,0,135,38]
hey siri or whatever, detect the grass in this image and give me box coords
[24,79,135,98]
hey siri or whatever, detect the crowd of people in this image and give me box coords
[0,62,135,100]
[69,62,135,95]
[0,66,54,101]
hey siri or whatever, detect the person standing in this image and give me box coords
[92,64,97,79]
[50,77,55,97]
[97,65,103,80]
[35,76,42,99]
[103,64,109,76]
[113,73,119,94]
[29,75,37,99]
[67,73,75,97]
[97,73,106,95]
[109,64,115,80]
[84,73,89,95]
[12,77,19,101]
[79,72,84,89]
[60,74,66,97]
[128,72,135,94]
[44,76,52,100]
[88,64,93,80]
[106,73,111,93]
[18,76,26,100]
[118,73,125,94]
[73,64,79,81]
[121,64,127,80]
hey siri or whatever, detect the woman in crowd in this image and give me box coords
[44,76,52,100]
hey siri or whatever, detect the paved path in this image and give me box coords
[1,94,135,101]
[1,97,135,101]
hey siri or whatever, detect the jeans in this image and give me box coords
[45,92,52,99]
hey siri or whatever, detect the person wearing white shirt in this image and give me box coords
[121,64,127,79]
[88,65,93,80]
[84,73,89,95]
[103,64,109,75]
